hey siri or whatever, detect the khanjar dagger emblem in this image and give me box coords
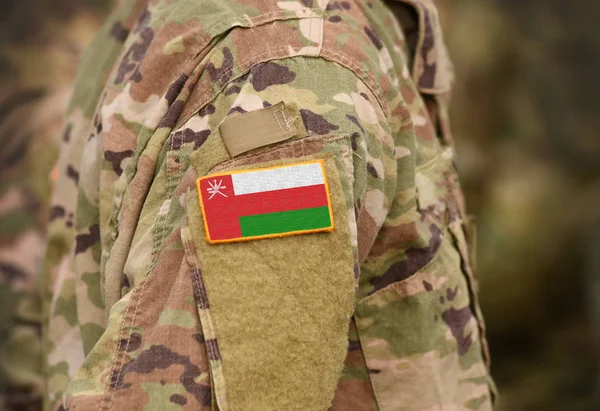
[206,179,228,199]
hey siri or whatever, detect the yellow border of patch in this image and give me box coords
[196,159,335,244]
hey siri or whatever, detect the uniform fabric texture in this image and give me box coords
[40,0,496,409]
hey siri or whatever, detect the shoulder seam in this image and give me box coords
[176,53,390,133]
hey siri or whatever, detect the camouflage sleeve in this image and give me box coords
[57,45,395,411]
[44,0,494,409]
[174,56,395,411]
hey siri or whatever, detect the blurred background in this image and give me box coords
[0,0,598,410]
[441,1,600,410]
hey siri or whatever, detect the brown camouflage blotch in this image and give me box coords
[169,129,211,151]
[330,1,353,11]
[441,306,474,356]
[49,205,66,221]
[369,221,421,257]
[206,47,234,86]
[124,332,142,352]
[249,61,296,92]
[115,26,154,85]
[74,224,100,254]
[356,201,379,263]
[134,6,150,33]
[62,124,72,142]
[117,344,208,399]
[399,83,418,105]
[413,112,436,142]
[158,100,185,129]
[105,150,134,176]
[224,85,241,96]
[100,117,138,170]
[330,377,377,411]
[369,224,443,293]
[417,12,436,89]
[227,106,246,115]
[66,165,79,185]
[366,162,379,178]
[446,286,459,302]
[121,273,131,289]
[346,116,366,136]
[170,394,187,405]
[363,25,383,50]
[0,262,27,282]
[110,22,130,43]
[165,74,190,106]
[128,20,200,102]
[198,104,215,117]
[300,109,340,135]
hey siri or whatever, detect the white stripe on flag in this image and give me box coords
[231,162,325,196]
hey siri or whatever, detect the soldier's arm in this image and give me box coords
[45,0,494,408]
[59,53,396,410]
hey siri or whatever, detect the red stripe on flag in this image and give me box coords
[235,185,329,216]
[200,179,329,240]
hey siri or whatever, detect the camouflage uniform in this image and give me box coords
[0,2,107,409]
[44,0,495,409]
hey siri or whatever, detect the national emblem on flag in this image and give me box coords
[196,159,334,243]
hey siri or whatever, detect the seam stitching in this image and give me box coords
[98,287,138,411]
[178,49,389,134]
[102,140,175,410]
[273,108,286,135]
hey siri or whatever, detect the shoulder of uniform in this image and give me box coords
[173,0,399,127]
[102,0,400,130]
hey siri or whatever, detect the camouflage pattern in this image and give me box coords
[0,2,108,409]
[43,0,494,409]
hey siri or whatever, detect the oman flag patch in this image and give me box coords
[196,160,334,244]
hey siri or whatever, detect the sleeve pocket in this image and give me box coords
[184,135,358,411]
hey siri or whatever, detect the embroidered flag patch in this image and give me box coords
[197,160,334,244]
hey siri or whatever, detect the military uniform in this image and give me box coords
[0,3,106,409]
[44,0,495,409]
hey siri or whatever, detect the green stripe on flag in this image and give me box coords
[239,206,331,238]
